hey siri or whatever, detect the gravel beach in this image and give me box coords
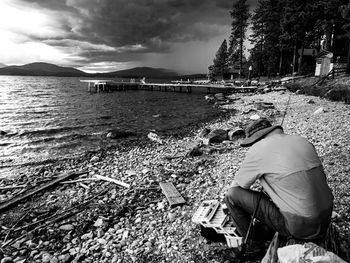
[1,89,349,263]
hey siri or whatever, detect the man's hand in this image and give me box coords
[250,181,263,191]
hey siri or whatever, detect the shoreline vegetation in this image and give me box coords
[0,83,349,262]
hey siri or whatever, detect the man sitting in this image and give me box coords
[224,118,334,259]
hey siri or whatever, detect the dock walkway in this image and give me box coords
[80,80,257,94]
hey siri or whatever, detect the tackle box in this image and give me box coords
[192,200,243,248]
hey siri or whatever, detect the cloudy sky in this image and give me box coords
[0,0,256,74]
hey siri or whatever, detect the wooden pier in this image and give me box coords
[80,80,257,94]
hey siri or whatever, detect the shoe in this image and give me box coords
[222,248,241,262]
[222,243,265,262]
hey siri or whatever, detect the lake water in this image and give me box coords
[0,76,222,177]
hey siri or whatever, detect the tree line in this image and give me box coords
[209,0,350,80]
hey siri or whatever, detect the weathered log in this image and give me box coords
[0,185,27,191]
[0,170,88,213]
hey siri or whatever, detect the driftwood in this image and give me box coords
[0,185,27,191]
[79,183,90,189]
[95,174,130,188]
[0,170,88,213]
[60,178,99,184]
[4,187,110,249]
[159,182,186,207]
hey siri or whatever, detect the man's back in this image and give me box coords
[235,133,334,239]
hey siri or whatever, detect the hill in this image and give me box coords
[0,62,88,77]
[108,67,178,78]
[0,63,6,68]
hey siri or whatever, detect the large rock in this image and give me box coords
[198,128,211,138]
[206,129,228,144]
[228,128,245,141]
[214,93,225,100]
[106,129,136,139]
[186,145,203,157]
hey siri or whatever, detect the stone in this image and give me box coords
[198,128,211,138]
[13,258,25,263]
[314,107,325,115]
[29,250,39,258]
[59,224,74,231]
[1,257,13,263]
[186,145,203,157]
[106,130,136,139]
[122,230,129,240]
[144,242,152,248]
[176,183,187,189]
[206,129,228,144]
[142,168,150,174]
[157,202,165,210]
[111,255,119,263]
[96,228,104,238]
[126,170,137,176]
[57,254,69,262]
[227,128,245,141]
[214,93,225,100]
[42,253,52,263]
[97,238,107,245]
[93,218,104,227]
[250,114,260,120]
[167,212,176,221]
[81,232,93,240]
[255,101,275,110]
[50,257,59,263]
[90,156,99,162]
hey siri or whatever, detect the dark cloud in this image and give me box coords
[19,0,232,50]
[15,0,258,71]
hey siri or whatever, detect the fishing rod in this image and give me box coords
[281,94,292,126]
[236,95,292,262]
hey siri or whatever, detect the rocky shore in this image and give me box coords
[0,89,349,263]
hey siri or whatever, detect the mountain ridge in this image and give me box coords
[0,62,183,78]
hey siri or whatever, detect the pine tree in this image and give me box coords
[229,0,250,77]
[340,3,350,73]
[249,0,283,77]
[211,39,228,79]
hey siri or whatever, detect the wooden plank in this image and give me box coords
[0,170,88,213]
[159,182,186,207]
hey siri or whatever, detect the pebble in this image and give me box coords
[1,257,13,263]
[42,253,52,263]
[59,224,74,231]
[167,212,176,221]
[2,92,350,263]
[29,250,39,258]
[81,232,93,240]
[97,238,107,245]
[144,241,152,247]
[90,156,100,162]
[96,228,104,238]
[93,218,104,227]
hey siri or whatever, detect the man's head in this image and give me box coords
[240,118,283,147]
